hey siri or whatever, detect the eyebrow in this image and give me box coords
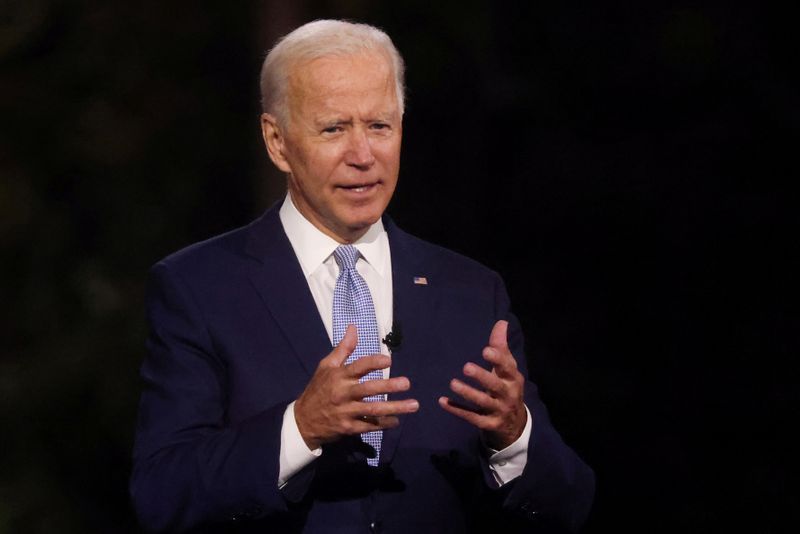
[316,114,396,127]
[316,118,353,128]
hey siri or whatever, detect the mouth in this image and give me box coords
[337,181,381,194]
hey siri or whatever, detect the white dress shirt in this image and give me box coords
[276,193,531,487]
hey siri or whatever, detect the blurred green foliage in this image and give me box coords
[1,2,504,530]
[2,1,795,532]
[1,2,263,531]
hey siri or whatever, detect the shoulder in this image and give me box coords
[157,225,249,270]
[151,205,282,279]
[386,218,503,288]
[387,219,515,339]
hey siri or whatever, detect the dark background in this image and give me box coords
[1,1,797,532]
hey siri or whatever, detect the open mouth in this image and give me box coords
[338,182,380,193]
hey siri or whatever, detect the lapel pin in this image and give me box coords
[413,276,428,285]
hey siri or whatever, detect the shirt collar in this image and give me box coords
[278,193,390,278]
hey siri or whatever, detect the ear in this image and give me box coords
[260,113,292,173]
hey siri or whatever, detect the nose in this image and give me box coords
[344,128,376,170]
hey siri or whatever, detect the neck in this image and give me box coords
[289,194,370,244]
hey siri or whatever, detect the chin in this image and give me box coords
[345,216,379,233]
[343,203,385,226]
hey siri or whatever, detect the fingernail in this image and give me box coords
[409,400,419,410]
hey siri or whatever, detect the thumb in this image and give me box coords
[488,320,509,350]
[330,324,358,366]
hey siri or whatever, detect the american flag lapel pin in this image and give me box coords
[413,276,428,285]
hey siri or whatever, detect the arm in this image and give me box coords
[504,311,595,532]
[440,275,595,532]
[131,263,419,532]
[130,262,292,532]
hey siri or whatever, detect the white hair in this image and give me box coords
[260,19,406,126]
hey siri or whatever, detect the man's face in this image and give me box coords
[262,52,402,243]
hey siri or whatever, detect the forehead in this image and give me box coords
[287,52,398,116]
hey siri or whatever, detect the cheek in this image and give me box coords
[309,148,346,180]
[375,141,402,168]
[292,153,336,190]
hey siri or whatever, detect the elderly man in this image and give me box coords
[131,20,594,533]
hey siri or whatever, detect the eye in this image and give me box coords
[370,122,391,131]
[321,125,343,134]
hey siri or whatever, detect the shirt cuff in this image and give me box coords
[278,401,322,488]
[485,404,533,486]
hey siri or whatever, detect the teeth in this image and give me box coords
[341,183,376,192]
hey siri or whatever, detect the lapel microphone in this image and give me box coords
[382,321,402,353]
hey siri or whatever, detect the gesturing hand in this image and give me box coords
[438,320,527,450]
[294,324,420,450]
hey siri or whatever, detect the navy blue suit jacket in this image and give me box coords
[131,205,594,533]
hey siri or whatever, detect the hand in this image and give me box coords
[294,324,420,450]
[438,320,527,450]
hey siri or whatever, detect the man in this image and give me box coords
[131,20,594,533]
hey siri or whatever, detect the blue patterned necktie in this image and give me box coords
[332,244,384,466]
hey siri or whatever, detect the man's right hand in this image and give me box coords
[294,324,419,451]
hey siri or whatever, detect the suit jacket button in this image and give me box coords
[370,521,381,532]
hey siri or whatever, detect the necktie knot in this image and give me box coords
[333,244,359,271]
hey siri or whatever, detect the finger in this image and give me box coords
[438,396,494,429]
[488,320,509,351]
[463,362,506,395]
[347,398,419,418]
[481,346,519,380]
[350,376,411,399]
[328,324,358,367]
[348,415,401,434]
[450,378,500,412]
[345,354,392,378]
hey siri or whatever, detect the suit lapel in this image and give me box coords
[380,218,439,464]
[242,208,438,464]
[243,206,332,377]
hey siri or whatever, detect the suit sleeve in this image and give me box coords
[488,274,596,532]
[130,262,300,532]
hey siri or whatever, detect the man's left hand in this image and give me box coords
[438,320,527,450]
